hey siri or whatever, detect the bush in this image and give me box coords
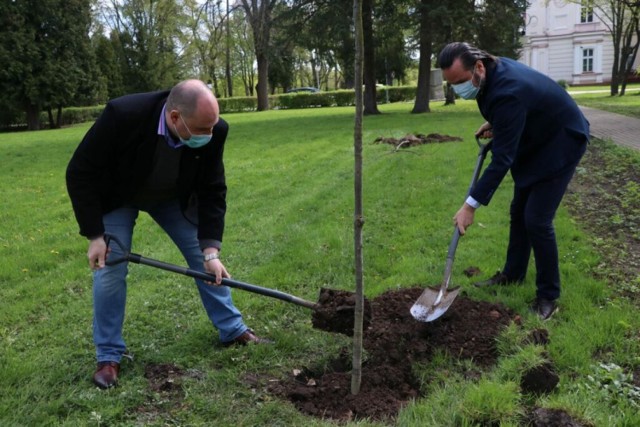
[557,79,569,89]
[218,96,258,113]
[1,86,424,130]
[277,92,333,109]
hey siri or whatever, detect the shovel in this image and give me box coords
[103,233,372,335]
[104,233,317,309]
[410,136,492,322]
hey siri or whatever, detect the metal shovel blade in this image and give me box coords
[410,286,461,322]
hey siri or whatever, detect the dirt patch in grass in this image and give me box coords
[269,287,566,422]
[565,139,640,302]
[373,133,463,150]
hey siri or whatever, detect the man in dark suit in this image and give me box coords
[67,79,270,389]
[438,42,590,320]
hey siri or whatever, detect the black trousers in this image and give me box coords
[502,163,581,301]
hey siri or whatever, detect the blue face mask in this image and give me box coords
[175,114,212,148]
[452,67,480,100]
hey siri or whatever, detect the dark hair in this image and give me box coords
[438,42,497,71]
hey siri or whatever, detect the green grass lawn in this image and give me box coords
[571,82,640,118]
[1,100,639,426]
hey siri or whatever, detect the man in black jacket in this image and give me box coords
[438,42,590,320]
[67,79,270,389]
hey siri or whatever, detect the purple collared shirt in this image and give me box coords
[158,104,184,148]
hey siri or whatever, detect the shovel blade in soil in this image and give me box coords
[410,286,461,322]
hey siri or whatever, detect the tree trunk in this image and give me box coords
[351,0,365,396]
[240,0,273,110]
[47,107,55,129]
[256,52,269,110]
[412,0,432,114]
[56,105,62,129]
[26,103,41,131]
[444,83,456,105]
[225,0,233,97]
[362,0,379,115]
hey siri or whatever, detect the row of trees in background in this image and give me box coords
[1,0,528,130]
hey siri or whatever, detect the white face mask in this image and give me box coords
[452,67,480,100]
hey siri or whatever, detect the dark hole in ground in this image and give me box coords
[311,288,372,335]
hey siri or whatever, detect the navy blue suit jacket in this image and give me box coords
[471,57,590,205]
[66,90,229,247]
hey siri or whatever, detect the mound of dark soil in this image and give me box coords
[270,287,518,422]
[311,288,372,335]
[374,133,463,149]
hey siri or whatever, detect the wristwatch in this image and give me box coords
[204,252,219,262]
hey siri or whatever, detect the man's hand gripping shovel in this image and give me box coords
[410,136,492,322]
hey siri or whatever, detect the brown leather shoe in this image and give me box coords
[93,361,119,389]
[222,329,273,347]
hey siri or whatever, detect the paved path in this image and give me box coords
[578,106,640,151]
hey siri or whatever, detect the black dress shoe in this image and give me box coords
[222,329,273,347]
[530,298,558,321]
[473,271,511,287]
[93,361,119,389]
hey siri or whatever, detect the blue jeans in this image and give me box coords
[93,200,248,363]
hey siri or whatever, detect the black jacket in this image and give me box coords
[471,58,590,205]
[66,90,229,247]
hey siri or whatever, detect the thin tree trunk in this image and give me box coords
[362,0,379,115]
[225,0,233,97]
[412,0,432,114]
[351,0,365,396]
[56,105,62,128]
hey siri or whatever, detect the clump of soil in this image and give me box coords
[270,287,518,422]
[311,288,372,335]
[521,362,560,395]
[526,407,592,427]
[373,133,463,149]
[144,363,199,394]
[463,266,482,277]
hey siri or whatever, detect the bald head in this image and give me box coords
[166,79,218,119]
[166,79,219,139]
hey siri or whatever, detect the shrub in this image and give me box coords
[218,96,258,113]
[277,92,333,109]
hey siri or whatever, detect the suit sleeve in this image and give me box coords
[196,119,229,249]
[66,103,120,238]
[471,94,526,205]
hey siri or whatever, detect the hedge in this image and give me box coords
[3,86,433,129]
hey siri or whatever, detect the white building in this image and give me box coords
[519,0,639,85]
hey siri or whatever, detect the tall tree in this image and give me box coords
[92,29,125,100]
[240,0,279,110]
[99,0,184,93]
[229,8,257,96]
[286,0,355,89]
[186,0,227,96]
[0,0,96,130]
[584,0,640,95]
[476,0,527,58]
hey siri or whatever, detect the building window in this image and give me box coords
[581,0,594,23]
[582,48,594,72]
